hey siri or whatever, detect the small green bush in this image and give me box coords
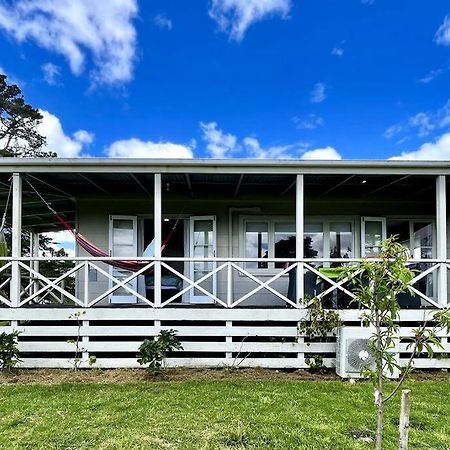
[0,330,21,371]
[137,329,183,375]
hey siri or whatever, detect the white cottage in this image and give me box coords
[0,158,448,369]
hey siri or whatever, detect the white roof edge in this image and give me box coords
[0,158,448,174]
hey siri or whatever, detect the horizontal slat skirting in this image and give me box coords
[0,308,440,322]
[17,341,336,353]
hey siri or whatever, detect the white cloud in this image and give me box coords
[418,68,443,84]
[154,13,172,30]
[384,123,403,140]
[105,138,194,158]
[0,0,138,87]
[384,99,450,140]
[38,110,93,157]
[243,137,300,159]
[0,66,23,87]
[41,62,61,85]
[73,130,94,145]
[201,121,340,159]
[44,230,75,257]
[389,133,450,160]
[200,121,238,158]
[331,47,344,57]
[310,82,327,103]
[293,114,324,130]
[208,0,291,41]
[435,15,450,46]
[408,112,435,137]
[301,147,342,160]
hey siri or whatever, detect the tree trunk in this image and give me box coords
[375,313,384,450]
[375,394,384,450]
[398,390,411,450]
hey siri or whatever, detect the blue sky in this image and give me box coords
[1,0,450,160]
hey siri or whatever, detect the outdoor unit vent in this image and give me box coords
[336,327,400,379]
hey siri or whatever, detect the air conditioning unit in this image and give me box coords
[336,327,400,379]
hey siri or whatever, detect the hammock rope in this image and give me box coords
[25,178,181,272]
[0,178,12,266]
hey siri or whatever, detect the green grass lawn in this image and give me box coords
[0,371,449,450]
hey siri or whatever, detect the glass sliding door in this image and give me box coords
[109,215,138,304]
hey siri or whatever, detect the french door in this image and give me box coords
[361,217,386,257]
[189,216,216,304]
[109,215,138,303]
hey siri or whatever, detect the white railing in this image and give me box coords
[0,256,447,308]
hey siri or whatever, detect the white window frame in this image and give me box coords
[385,217,436,260]
[239,215,357,274]
[108,215,138,304]
[361,216,387,258]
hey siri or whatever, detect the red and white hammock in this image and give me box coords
[27,179,179,272]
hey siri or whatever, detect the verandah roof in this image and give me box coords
[0,158,445,232]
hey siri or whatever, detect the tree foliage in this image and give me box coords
[137,330,183,375]
[341,237,450,450]
[0,74,55,157]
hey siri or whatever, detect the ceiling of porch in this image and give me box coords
[0,171,443,232]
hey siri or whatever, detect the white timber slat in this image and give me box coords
[0,307,442,321]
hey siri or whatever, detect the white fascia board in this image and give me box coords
[0,158,449,175]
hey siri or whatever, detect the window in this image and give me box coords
[243,219,295,270]
[386,219,434,259]
[387,219,435,300]
[242,217,355,271]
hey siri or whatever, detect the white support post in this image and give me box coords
[32,231,40,296]
[227,262,233,307]
[296,174,304,304]
[11,173,22,308]
[154,173,162,307]
[436,175,447,306]
[83,262,89,307]
[225,320,233,362]
[82,320,89,365]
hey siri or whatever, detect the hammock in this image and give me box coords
[26,179,180,273]
[0,180,12,267]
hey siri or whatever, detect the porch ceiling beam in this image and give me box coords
[22,210,73,219]
[413,183,435,195]
[26,174,72,198]
[185,174,194,197]
[23,219,74,229]
[317,175,354,198]
[78,173,111,196]
[130,174,151,197]
[279,177,296,196]
[234,174,244,198]
[360,175,410,198]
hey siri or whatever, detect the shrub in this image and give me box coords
[137,329,183,375]
[0,330,21,371]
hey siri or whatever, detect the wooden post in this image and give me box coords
[296,174,304,304]
[436,175,447,306]
[227,262,233,307]
[398,389,411,450]
[11,173,22,308]
[154,173,162,307]
[31,231,40,296]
